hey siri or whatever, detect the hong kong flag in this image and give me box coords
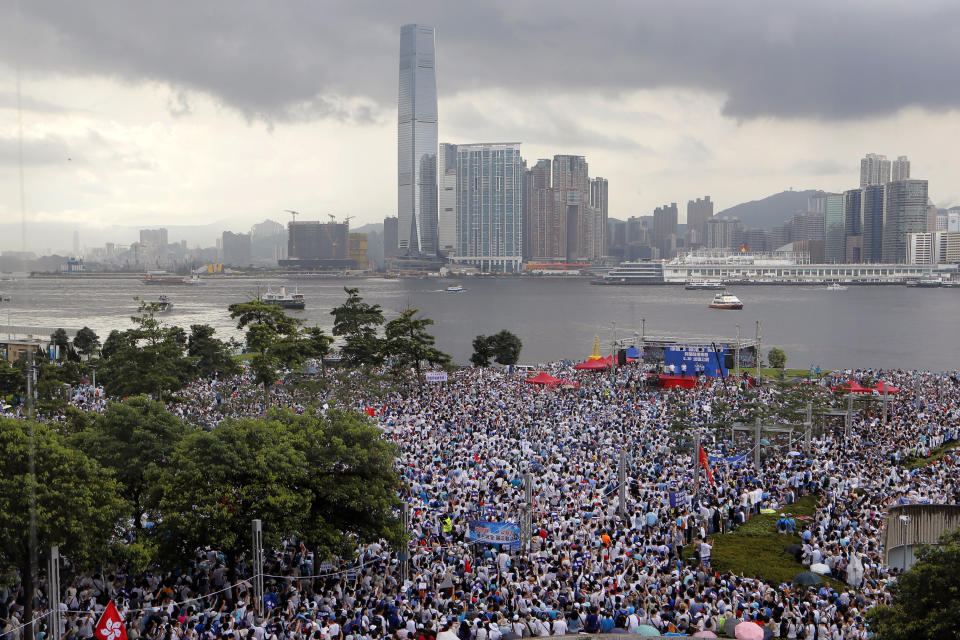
[94,601,127,640]
[698,446,715,486]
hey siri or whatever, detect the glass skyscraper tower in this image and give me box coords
[398,24,438,256]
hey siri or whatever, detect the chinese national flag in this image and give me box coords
[365,407,376,417]
[698,446,715,486]
[94,601,128,640]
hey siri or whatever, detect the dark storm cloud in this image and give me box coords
[2,1,958,122]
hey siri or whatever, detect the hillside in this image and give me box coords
[716,189,824,229]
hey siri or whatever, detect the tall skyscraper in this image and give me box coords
[860,153,891,188]
[891,155,911,181]
[590,177,609,258]
[526,160,554,261]
[819,193,845,263]
[686,196,714,246]
[843,189,863,262]
[383,216,398,262]
[455,143,523,272]
[652,203,678,258]
[705,216,742,249]
[398,24,438,256]
[882,179,929,262]
[861,185,885,262]
[551,155,593,260]
[437,143,457,255]
[552,155,589,192]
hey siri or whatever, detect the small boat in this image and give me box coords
[684,280,725,290]
[156,295,173,313]
[826,283,847,291]
[708,292,743,310]
[446,285,464,292]
[183,273,205,285]
[0,294,11,302]
[905,278,942,288]
[144,270,185,285]
[941,280,960,288]
[263,286,306,310]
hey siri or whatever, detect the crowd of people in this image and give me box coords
[2,360,959,640]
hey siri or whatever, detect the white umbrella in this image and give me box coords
[846,553,864,588]
[810,562,831,575]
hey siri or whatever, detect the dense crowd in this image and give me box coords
[3,362,959,640]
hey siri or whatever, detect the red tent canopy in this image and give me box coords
[831,380,872,393]
[873,381,900,394]
[574,356,611,370]
[525,372,563,386]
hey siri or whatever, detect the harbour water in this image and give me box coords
[2,276,959,371]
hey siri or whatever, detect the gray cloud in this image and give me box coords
[2,1,959,123]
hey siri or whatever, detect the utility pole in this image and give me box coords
[735,324,741,378]
[618,449,628,517]
[284,210,299,258]
[755,320,761,383]
[804,401,813,453]
[641,318,645,343]
[845,394,854,440]
[48,547,61,640]
[692,431,701,492]
[882,382,889,425]
[399,502,409,584]
[754,417,762,472]
[520,475,533,553]
[90,365,97,393]
[251,520,264,619]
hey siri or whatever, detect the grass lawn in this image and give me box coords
[903,439,960,470]
[759,368,830,381]
[683,494,845,589]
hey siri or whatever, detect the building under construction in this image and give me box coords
[279,220,354,270]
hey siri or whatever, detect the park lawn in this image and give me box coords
[759,368,830,380]
[684,494,845,589]
[903,439,960,470]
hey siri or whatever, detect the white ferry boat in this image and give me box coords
[826,283,848,291]
[684,280,725,290]
[156,295,173,313]
[446,285,464,292]
[263,286,306,310]
[708,292,743,310]
[183,273,205,285]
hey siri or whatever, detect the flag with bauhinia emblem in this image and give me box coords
[94,601,127,640]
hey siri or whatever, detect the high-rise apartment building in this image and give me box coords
[818,193,845,263]
[437,143,457,255]
[589,177,608,258]
[705,217,742,249]
[552,155,589,192]
[686,196,714,246]
[882,179,929,262]
[139,228,168,247]
[398,24,438,256]
[524,159,552,260]
[861,185,885,263]
[790,212,825,243]
[652,203,678,258]
[891,155,911,182]
[383,216,398,262]
[455,143,523,272]
[860,153,891,188]
[222,231,251,267]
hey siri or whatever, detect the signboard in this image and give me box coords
[467,520,521,547]
[669,490,688,509]
[664,344,727,377]
[425,371,448,383]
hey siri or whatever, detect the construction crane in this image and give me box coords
[284,210,299,257]
[343,215,354,230]
[328,214,336,223]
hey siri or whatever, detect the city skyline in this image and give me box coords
[2,2,960,251]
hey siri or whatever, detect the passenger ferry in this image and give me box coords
[156,295,173,313]
[684,280,725,290]
[826,283,848,291]
[263,286,306,310]
[446,285,465,292]
[708,292,743,310]
[593,261,666,284]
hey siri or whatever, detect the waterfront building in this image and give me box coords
[686,196,714,246]
[882,179,929,263]
[221,231,251,267]
[906,231,960,264]
[590,177,609,258]
[348,233,369,270]
[437,143,457,255]
[287,220,349,261]
[705,216,742,249]
[552,155,589,192]
[862,184,885,262]
[790,212,825,243]
[824,193,846,263]
[843,189,863,263]
[891,155,911,181]
[770,223,792,251]
[949,209,960,232]
[524,159,552,261]
[398,24,438,256]
[741,228,770,253]
[860,153,891,188]
[453,143,523,272]
[653,203,678,258]
[383,216,398,262]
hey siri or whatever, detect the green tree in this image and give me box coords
[867,528,960,640]
[0,358,24,399]
[768,347,787,370]
[489,329,523,366]
[72,326,101,359]
[49,328,71,360]
[70,397,188,531]
[470,334,493,367]
[98,300,191,398]
[187,324,240,379]
[156,417,310,566]
[0,418,125,635]
[284,408,403,556]
[330,287,385,366]
[228,300,304,411]
[384,308,451,390]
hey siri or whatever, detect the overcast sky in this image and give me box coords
[2,0,959,247]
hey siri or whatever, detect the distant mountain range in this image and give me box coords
[715,189,824,229]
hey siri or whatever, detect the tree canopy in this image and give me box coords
[330,287,385,367]
[768,347,787,370]
[384,308,450,390]
[867,528,960,640]
[72,326,101,359]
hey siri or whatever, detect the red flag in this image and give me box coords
[364,407,376,417]
[94,601,128,640]
[464,557,471,573]
[698,446,715,486]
